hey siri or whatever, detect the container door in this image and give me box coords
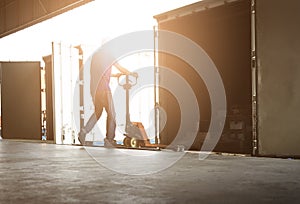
[51,42,80,144]
[1,62,41,140]
[256,0,300,157]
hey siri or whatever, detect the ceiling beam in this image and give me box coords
[0,0,93,38]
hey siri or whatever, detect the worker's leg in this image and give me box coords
[78,91,104,144]
[104,91,116,140]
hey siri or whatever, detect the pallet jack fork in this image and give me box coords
[112,70,163,150]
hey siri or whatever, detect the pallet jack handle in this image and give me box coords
[111,72,138,88]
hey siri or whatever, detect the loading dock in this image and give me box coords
[0,0,300,203]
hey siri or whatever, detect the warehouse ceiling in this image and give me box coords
[0,0,93,38]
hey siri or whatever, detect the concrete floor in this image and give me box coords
[0,140,300,204]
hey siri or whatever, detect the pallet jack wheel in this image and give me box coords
[130,138,140,148]
[139,140,145,147]
[123,137,131,147]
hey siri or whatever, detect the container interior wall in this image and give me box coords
[256,0,300,157]
[43,55,54,141]
[1,62,41,140]
[157,0,252,153]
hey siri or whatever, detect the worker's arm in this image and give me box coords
[113,63,131,75]
[112,63,138,78]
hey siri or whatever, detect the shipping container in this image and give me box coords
[154,0,300,157]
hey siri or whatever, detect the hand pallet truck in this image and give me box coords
[112,71,164,150]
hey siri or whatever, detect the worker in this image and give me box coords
[78,48,131,147]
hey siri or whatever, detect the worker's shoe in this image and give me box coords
[78,129,87,145]
[104,138,117,148]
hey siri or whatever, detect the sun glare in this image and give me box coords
[0,0,200,61]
